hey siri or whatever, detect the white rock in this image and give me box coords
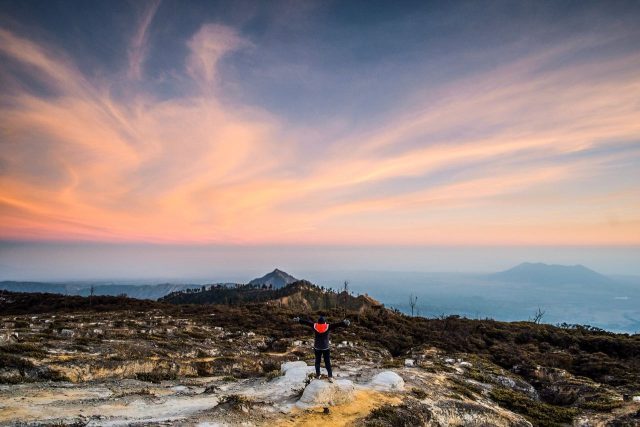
[633,395,640,402]
[293,340,302,346]
[242,362,325,402]
[404,359,415,367]
[369,371,404,391]
[495,376,516,389]
[444,358,455,364]
[459,361,473,368]
[280,362,319,384]
[281,361,308,374]
[296,379,355,408]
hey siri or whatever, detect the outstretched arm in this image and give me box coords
[329,319,350,331]
[293,317,314,327]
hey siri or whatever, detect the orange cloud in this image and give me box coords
[0,26,639,245]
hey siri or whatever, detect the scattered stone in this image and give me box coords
[405,359,415,367]
[203,385,218,394]
[459,361,472,368]
[494,375,537,399]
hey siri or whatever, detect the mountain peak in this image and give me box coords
[491,262,613,286]
[249,269,298,289]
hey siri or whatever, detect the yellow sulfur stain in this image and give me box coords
[277,390,402,427]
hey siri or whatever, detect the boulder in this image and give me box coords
[369,371,404,391]
[296,379,355,408]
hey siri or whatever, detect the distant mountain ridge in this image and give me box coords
[0,281,206,300]
[0,268,299,299]
[161,279,381,312]
[248,268,298,289]
[490,262,614,286]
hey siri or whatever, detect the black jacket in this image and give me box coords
[299,319,348,350]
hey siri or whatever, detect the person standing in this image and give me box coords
[293,315,350,382]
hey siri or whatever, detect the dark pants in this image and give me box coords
[314,349,332,377]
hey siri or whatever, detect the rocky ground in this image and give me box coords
[1,307,640,426]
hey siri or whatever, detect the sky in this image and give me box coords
[1,0,639,279]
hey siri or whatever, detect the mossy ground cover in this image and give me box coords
[489,387,578,427]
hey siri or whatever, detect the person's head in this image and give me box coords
[317,316,326,324]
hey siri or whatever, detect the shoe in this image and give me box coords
[328,377,334,383]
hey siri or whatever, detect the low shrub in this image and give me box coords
[490,387,578,427]
[361,401,433,426]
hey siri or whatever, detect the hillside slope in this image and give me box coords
[1,290,639,426]
[160,280,382,313]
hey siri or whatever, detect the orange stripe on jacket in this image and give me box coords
[314,323,329,333]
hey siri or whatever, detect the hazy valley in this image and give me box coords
[4,263,639,334]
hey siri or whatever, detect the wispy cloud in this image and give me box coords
[186,23,248,86]
[0,20,639,245]
[128,0,161,80]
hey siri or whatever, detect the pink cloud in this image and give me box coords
[0,26,639,245]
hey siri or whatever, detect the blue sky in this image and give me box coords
[0,0,639,277]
